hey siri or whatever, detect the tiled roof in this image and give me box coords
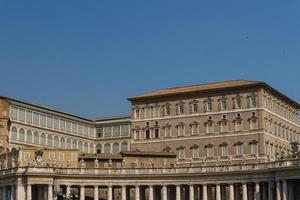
[128,80,260,100]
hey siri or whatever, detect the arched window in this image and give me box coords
[26,130,32,143]
[121,142,128,152]
[10,127,17,140]
[104,143,111,153]
[72,140,77,150]
[60,137,65,149]
[84,142,89,153]
[112,142,119,153]
[54,136,59,148]
[19,128,25,141]
[78,141,83,152]
[34,132,39,144]
[96,144,102,153]
[67,139,71,149]
[40,133,46,145]
[47,134,53,147]
[89,143,95,153]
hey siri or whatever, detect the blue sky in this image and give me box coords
[0,0,299,118]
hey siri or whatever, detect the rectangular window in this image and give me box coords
[206,101,213,112]
[192,148,199,158]
[191,103,198,113]
[97,127,103,137]
[11,107,18,120]
[49,152,55,160]
[54,118,59,130]
[134,130,140,140]
[250,143,257,155]
[25,109,32,124]
[250,119,258,130]
[220,122,228,132]
[235,145,243,155]
[40,114,46,127]
[24,152,31,161]
[206,147,213,157]
[104,126,112,138]
[72,123,78,134]
[145,129,150,139]
[219,100,226,111]
[176,105,184,115]
[164,106,170,116]
[221,146,228,157]
[234,98,241,109]
[71,153,77,162]
[47,116,53,128]
[78,124,83,135]
[121,124,129,136]
[134,109,140,119]
[19,109,26,122]
[60,120,66,131]
[84,126,88,136]
[66,121,71,133]
[178,149,185,159]
[206,123,213,134]
[59,152,64,161]
[153,107,159,117]
[177,126,185,136]
[191,124,198,135]
[33,112,39,125]
[164,127,171,137]
[113,125,120,137]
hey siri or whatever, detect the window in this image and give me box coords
[220,122,228,133]
[104,143,111,153]
[153,106,159,117]
[191,103,198,113]
[19,128,25,141]
[33,112,39,126]
[10,127,17,140]
[178,147,185,159]
[206,145,214,157]
[164,126,171,137]
[49,152,55,160]
[104,126,112,138]
[40,115,46,127]
[71,153,77,162]
[248,95,257,108]
[134,109,140,119]
[206,99,213,112]
[47,135,53,147]
[26,130,32,143]
[33,132,39,144]
[154,129,159,138]
[24,152,31,161]
[60,120,66,131]
[163,105,171,116]
[47,116,53,129]
[235,121,242,132]
[250,119,258,130]
[145,129,151,139]
[177,125,185,137]
[191,145,199,159]
[191,123,198,135]
[54,118,59,130]
[97,128,103,138]
[19,109,25,122]
[54,136,59,148]
[113,125,120,137]
[113,143,119,153]
[121,124,129,136]
[206,123,213,134]
[66,121,71,133]
[250,143,257,155]
[121,142,128,151]
[221,145,228,157]
[96,144,102,153]
[134,130,140,140]
[219,98,227,111]
[11,107,18,120]
[235,143,243,156]
[176,104,184,115]
[59,152,64,161]
[233,96,241,109]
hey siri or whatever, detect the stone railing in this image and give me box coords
[0,159,299,177]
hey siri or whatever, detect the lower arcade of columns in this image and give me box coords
[1,162,300,200]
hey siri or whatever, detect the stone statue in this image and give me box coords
[35,149,44,166]
[67,160,71,168]
[3,160,7,169]
[162,159,167,168]
[149,159,154,168]
[228,155,232,165]
[121,160,126,168]
[80,158,85,168]
[202,158,206,166]
[135,159,139,168]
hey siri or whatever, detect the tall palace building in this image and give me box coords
[0,80,300,200]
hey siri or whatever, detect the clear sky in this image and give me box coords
[0,0,299,118]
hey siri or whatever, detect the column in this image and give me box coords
[149,185,154,200]
[282,180,288,200]
[254,182,260,200]
[26,184,32,200]
[229,184,234,200]
[135,186,140,200]
[242,183,247,200]
[2,186,6,200]
[48,185,53,200]
[276,181,281,200]
[80,186,85,200]
[176,185,181,200]
[202,185,207,200]
[268,181,273,200]
[189,185,194,200]
[108,186,113,200]
[216,184,221,200]
[122,186,126,200]
[162,185,167,200]
[94,185,99,200]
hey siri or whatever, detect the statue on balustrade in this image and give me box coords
[149,159,154,168]
[94,158,99,168]
[35,149,44,166]
[80,158,86,168]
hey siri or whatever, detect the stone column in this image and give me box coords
[94,185,99,200]
[26,184,32,200]
[276,181,281,200]
[202,185,208,200]
[162,185,167,200]
[135,186,140,200]
[80,186,85,200]
[282,180,288,200]
[148,185,154,200]
[2,186,7,200]
[48,185,53,200]
[176,185,181,200]
[254,182,260,200]
[189,185,194,200]
[229,184,234,200]
[216,184,221,200]
[122,186,126,200]
[108,185,113,200]
[242,183,248,200]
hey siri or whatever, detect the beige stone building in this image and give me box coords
[0,80,300,200]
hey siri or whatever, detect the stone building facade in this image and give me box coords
[0,80,300,200]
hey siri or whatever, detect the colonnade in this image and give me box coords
[0,179,296,200]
